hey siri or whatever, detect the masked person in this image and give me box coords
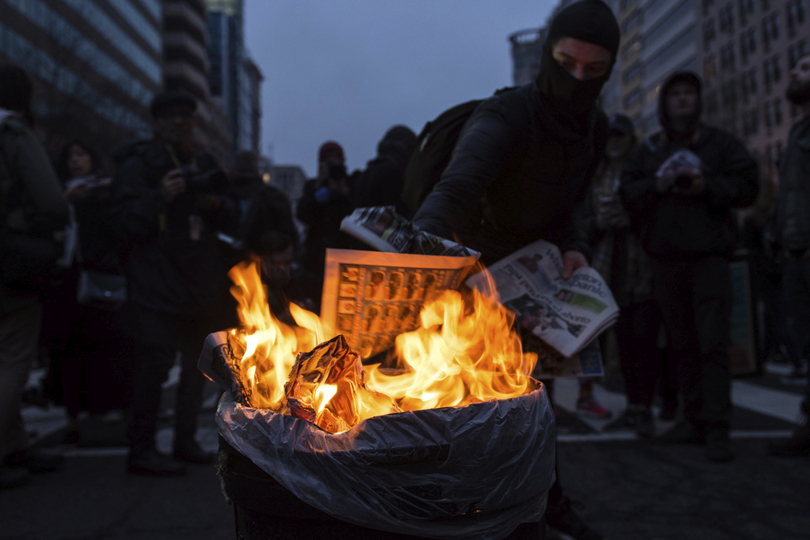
[110,90,234,476]
[413,2,619,538]
[769,52,810,457]
[619,72,758,463]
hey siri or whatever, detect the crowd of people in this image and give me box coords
[1,0,810,537]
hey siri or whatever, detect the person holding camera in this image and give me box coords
[296,141,354,311]
[619,72,759,462]
[110,90,233,476]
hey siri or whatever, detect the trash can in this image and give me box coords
[218,434,545,540]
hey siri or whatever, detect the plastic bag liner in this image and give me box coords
[216,383,555,540]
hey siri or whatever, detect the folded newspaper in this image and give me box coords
[331,207,616,371]
[466,240,619,358]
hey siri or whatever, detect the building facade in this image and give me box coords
[0,0,162,157]
[164,0,230,165]
[206,0,262,157]
[700,0,807,181]
[270,165,307,206]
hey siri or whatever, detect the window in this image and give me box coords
[703,0,716,14]
[706,90,720,114]
[743,109,759,135]
[719,4,735,32]
[703,19,717,49]
[789,40,810,67]
[721,81,739,111]
[742,68,758,97]
[764,99,784,127]
[740,28,757,61]
[787,0,807,31]
[762,12,780,44]
[721,42,737,70]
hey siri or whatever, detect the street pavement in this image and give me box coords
[1,362,808,540]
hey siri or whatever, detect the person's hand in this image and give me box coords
[64,181,94,203]
[561,250,588,280]
[160,169,185,202]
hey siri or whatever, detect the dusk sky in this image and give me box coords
[244,1,557,178]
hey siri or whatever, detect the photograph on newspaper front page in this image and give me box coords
[321,249,478,359]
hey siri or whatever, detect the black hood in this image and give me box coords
[535,0,620,118]
[658,71,702,139]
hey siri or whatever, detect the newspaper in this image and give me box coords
[466,239,619,358]
[321,249,478,359]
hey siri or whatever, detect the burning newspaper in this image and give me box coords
[466,239,619,358]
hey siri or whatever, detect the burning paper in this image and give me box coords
[284,335,399,432]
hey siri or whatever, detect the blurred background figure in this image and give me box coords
[587,114,661,437]
[296,141,354,312]
[0,63,69,490]
[41,139,137,445]
[352,124,416,214]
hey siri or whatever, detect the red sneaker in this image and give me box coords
[576,397,613,419]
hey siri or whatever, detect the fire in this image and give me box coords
[227,261,538,431]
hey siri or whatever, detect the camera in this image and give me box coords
[674,174,693,190]
[180,165,228,193]
[327,162,348,181]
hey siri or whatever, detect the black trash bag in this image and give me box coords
[216,381,555,540]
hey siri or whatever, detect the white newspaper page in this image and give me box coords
[466,240,619,358]
[321,249,479,359]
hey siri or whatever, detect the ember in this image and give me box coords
[223,261,538,433]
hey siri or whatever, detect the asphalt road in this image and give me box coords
[2,363,807,540]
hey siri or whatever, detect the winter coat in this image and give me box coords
[109,138,233,317]
[619,74,759,260]
[0,111,69,314]
[413,83,607,265]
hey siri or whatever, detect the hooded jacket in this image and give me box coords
[413,0,617,264]
[619,72,759,259]
[352,125,416,212]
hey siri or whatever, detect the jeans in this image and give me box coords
[651,256,732,432]
[0,302,42,462]
[126,307,211,455]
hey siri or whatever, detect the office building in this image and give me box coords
[700,0,808,181]
[0,0,162,156]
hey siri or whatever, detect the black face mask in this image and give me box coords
[536,47,611,117]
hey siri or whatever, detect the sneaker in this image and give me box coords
[576,397,613,420]
[656,420,706,445]
[635,409,655,439]
[705,431,734,462]
[127,450,186,477]
[768,422,810,457]
[602,409,637,431]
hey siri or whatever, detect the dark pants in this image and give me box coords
[615,300,662,408]
[782,256,810,410]
[127,307,211,456]
[651,256,732,432]
[0,302,42,462]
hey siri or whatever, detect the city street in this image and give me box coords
[1,362,808,540]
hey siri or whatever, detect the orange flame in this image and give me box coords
[228,261,537,430]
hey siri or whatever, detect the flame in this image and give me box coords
[227,261,537,431]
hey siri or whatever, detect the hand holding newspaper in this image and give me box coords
[328,208,617,375]
[465,239,619,358]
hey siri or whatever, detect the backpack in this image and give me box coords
[402,88,514,215]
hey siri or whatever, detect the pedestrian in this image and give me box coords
[0,63,69,489]
[110,89,234,476]
[41,139,136,445]
[413,2,620,538]
[352,125,416,214]
[586,114,661,437]
[296,141,354,311]
[769,52,810,456]
[619,71,759,462]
